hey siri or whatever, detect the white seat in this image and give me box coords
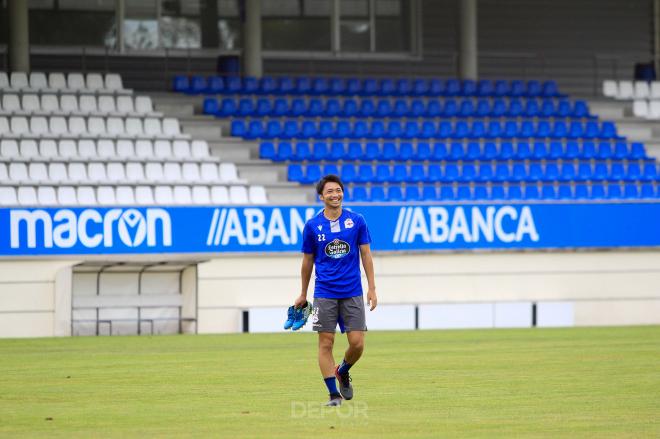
[41,95,60,113]
[145,162,164,181]
[97,139,116,158]
[60,95,79,113]
[173,185,192,204]
[210,186,229,204]
[1,140,20,158]
[125,118,144,137]
[106,162,126,182]
[602,80,618,98]
[57,186,78,205]
[163,162,182,182]
[39,139,58,159]
[68,117,87,136]
[97,186,116,205]
[30,117,50,136]
[617,81,634,100]
[0,117,9,135]
[650,82,660,99]
[2,94,21,112]
[105,73,124,91]
[28,162,49,182]
[0,187,18,206]
[0,72,8,89]
[229,186,249,204]
[76,186,97,205]
[134,186,154,205]
[173,140,191,158]
[0,163,7,180]
[144,118,163,137]
[21,94,41,113]
[154,140,172,158]
[98,96,116,113]
[648,101,660,119]
[79,95,98,113]
[77,140,97,158]
[49,116,69,136]
[135,140,153,158]
[135,96,154,113]
[182,163,200,181]
[68,163,88,182]
[19,140,39,159]
[116,186,136,205]
[200,163,219,182]
[9,163,29,182]
[154,185,174,204]
[116,96,135,113]
[29,72,48,90]
[87,117,106,136]
[86,73,105,91]
[219,163,239,182]
[249,185,268,204]
[67,73,86,91]
[191,140,209,158]
[36,186,57,206]
[10,117,29,135]
[106,117,125,135]
[58,140,78,158]
[37,186,57,205]
[162,118,181,136]
[116,140,135,158]
[48,73,67,90]
[48,163,68,182]
[10,72,29,89]
[126,162,145,182]
[17,186,38,205]
[633,100,648,118]
[192,186,211,204]
[634,81,650,99]
[87,163,107,182]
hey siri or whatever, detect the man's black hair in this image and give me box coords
[316,174,345,195]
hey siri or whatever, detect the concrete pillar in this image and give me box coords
[243,0,263,77]
[116,0,125,53]
[457,0,477,80]
[8,0,30,72]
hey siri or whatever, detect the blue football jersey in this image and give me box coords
[301,209,372,299]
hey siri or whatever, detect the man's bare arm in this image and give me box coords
[359,244,377,311]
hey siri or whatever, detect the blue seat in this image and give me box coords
[304,164,322,184]
[524,184,540,200]
[449,142,465,160]
[237,98,255,117]
[491,184,506,200]
[225,76,242,93]
[459,100,475,116]
[593,163,608,180]
[494,163,510,181]
[630,142,646,159]
[541,80,561,97]
[409,99,426,117]
[393,99,409,117]
[609,162,625,180]
[329,142,346,161]
[203,98,219,115]
[600,121,621,140]
[399,142,414,161]
[528,162,544,182]
[342,99,358,117]
[335,120,352,139]
[473,185,488,200]
[382,142,398,160]
[470,121,486,138]
[247,120,264,139]
[626,163,642,181]
[392,164,408,183]
[295,77,312,95]
[358,100,376,117]
[259,76,278,94]
[363,142,380,160]
[388,185,404,201]
[353,120,369,138]
[536,120,552,138]
[439,185,455,200]
[574,184,589,199]
[370,185,386,202]
[293,142,311,161]
[312,141,329,160]
[290,99,306,117]
[453,121,470,138]
[558,184,572,199]
[565,141,580,160]
[556,100,571,117]
[461,164,477,182]
[476,99,491,117]
[516,142,532,160]
[477,79,493,96]
[341,164,358,183]
[282,120,298,139]
[379,79,396,96]
[461,80,477,96]
[590,183,606,199]
[323,163,339,176]
[409,164,426,183]
[597,142,613,159]
[307,99,324,117]
[524,99,540,117]
[259,142,276,160]
[494,80,509,97]
[500,142,514,160]
[346,78,363,95]
[419,121,436,139]
[230,119,246,137]
[507,184,523,200]
[318,120,334,138]
[532,141,548,159]
[559,163,576,181]
[581,141,596,159]
[642,162,658,180]
[279,77,295,95]
[376,100,393,117]
[640,183,656,199]
[422,184,437,200]
[548,141,563,159]
[265,120,283,139]
[351,185,368,202]
[483,142,498,160]
[443,100,458,117]
[370,120,386,138]
[375,164,391,183]
[431,142,447,161]
[624,183,639,199]
[526,80,542,97]
[275,142,293,161]
[242,77,259,94]
[511,163,527,182]
[173,75,190,93]
[508,99,524,117]
[577,162,593,181]
[272,98,288,116]
[255,98,272,116]
[540,100,555,117]
[573,100,591,118]
[218,98,238,117]
[344,142,362,160]
[541,184,557,200]
[477,163,494,182]
[491,99,507,116]
[287,164,304,182]
[607,183,623,199]
[543,163,559,181]
[405,185,421,201]
[428,79,443,95]
[466,142,481,160]
[387,121,404,139]
[443,164,460,183]
[357,164,375,183]
[614,142,629,159]
[445,79,461,96]
[437,121,453,138]
[509,80,525,97]
[189,76,207,94]
[415,142,431,161]
[412,79,430,96]
[325,99,341,117]
[519,120,535,138]
[312,77,330,95]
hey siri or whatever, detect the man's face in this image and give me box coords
[319,181,343,208]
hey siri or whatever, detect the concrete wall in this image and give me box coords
[0,260,79,338]
[197,250,660,333]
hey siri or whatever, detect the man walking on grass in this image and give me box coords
[294,174,377,406]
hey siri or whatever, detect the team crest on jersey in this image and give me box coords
[344,218,354,229]
[325,239,350,259]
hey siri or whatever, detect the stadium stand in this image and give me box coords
[0,72,269,205]
[171,75,660,202]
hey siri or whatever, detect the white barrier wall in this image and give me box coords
[197,250,660,333]
[0,260,79,338]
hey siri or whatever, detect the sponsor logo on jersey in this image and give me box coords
[324,239,350,259]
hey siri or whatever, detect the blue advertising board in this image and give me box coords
[1,202,660,257]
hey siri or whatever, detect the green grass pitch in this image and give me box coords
[1,326,659,438]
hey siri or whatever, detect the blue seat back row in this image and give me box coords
[343,182,659,202]
[232,119,622,140]
[204,97,590,119]
[174,75,563,98]
[288,161,659,185]
[261,140,646,162]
